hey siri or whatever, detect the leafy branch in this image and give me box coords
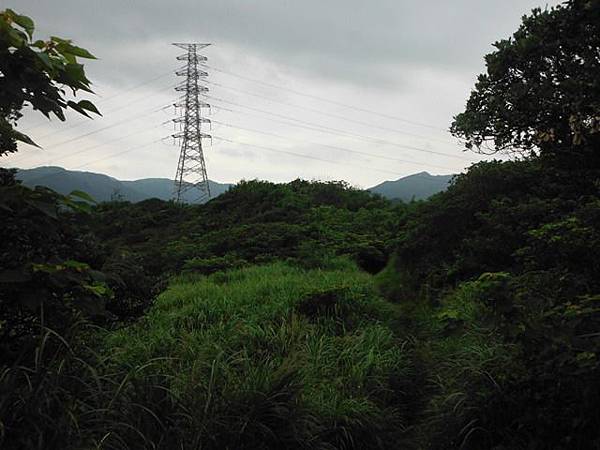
[0,8,101,155]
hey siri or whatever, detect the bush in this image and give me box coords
[0,171,111,363]
[182,253,247,275]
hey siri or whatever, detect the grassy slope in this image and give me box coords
[106,261,408,449]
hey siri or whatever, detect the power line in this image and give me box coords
[8,61,469,188]
[208,64,453,133]
[26,82,175,143]
[208,95,475,162]
[20,70,174,133]
[214,136,458,186]
[70,137,164,170]
[93,70,173,103]
[40,103,167,150]
[10,102,169,164]
[8,97,466,187]
[33,124,163,167]
[13,115,455,187]
[213,135,407,177]
[204,78,459,146]
[211,119,457,172]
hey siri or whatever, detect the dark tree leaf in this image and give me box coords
[69,189,97,204]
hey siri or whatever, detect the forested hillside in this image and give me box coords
[368,171,453,201]
[16,166,232,203]
[2,1,600,449]
[16,166,451,202]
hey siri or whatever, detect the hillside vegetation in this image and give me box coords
[2,1,600,449]
[16,166,452,203]
[368,171,452,201]
[16,166,232,203]
[4,159,599,448]
[107,263,406,449]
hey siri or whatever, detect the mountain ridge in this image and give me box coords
[368,171,454,201]
[15,166,232,204]
[13,166,454,203]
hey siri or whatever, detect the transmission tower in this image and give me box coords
[171,43,212,203]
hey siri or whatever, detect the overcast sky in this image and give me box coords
[1,0,560,187]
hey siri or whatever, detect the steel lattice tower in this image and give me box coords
[172,43,211,203]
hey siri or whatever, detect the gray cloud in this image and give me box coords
[1,0,560,187]
[8,0,556,85]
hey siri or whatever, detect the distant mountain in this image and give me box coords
[120,178,231,204]
[15,166,232,204]
[14,166,452,204]
[368,171,454,201]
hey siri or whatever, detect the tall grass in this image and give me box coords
[1,262,416,448]
[0,321,199,449]
[391,277,519,449]
[97,261,409,449]
[1,261,526,449]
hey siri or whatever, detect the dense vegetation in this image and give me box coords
[379,159,600,448]
[86,179,399,277]
[0,8,100,155]
[106,263,405,449]
[2,1,600,449]
[1,170,409,448]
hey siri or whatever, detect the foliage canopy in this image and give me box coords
[451,0,600,161]
[0,8,100,156]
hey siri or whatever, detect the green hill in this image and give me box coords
[15,166,232,203]
[368,171,453,201]
[14,166,451,204]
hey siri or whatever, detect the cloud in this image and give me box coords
[12,0,558,85]
[4,0,560,187]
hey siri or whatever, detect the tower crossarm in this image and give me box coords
[173,116,211,124]
[172,132,212,140]
[174,100,210,108]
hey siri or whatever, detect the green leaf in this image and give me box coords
[77,99,101,116]
[84,283,110,297]
[64,62,86,82]
[2,9,16,20]
[31,263,56,273]
[63,260,91,270]
[49,35,71,45]
[60,197,93,213]
[63,51,76,64]
[12,12,34,39]
[67,100,91,118]
[7,27,26,47]
[52,107,66,121]
[14,129,41,148]
[65,44,97,60]
[36,51,53,69]
[69,189,97,204]
[63,64,94,93]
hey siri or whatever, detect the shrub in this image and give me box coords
[182,253,247,275]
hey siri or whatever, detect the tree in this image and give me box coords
[0,8,100,156]
[0,10,106,361]
[451,0,600,159]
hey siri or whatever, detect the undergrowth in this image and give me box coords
[103,261,408,449]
